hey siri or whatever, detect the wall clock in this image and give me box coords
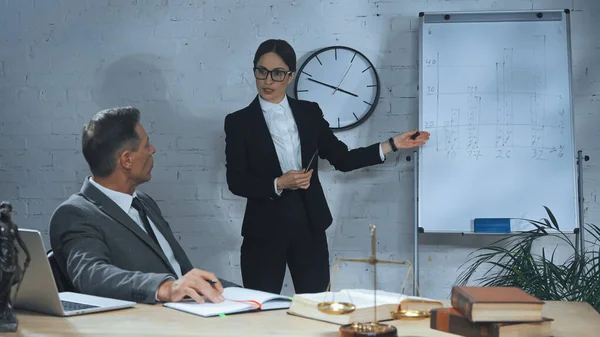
[294,46,380,131]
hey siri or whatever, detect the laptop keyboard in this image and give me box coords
[61,300,99,312]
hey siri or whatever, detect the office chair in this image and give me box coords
[47,250,74,292]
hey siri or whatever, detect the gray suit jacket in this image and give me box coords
[49,178,235,303]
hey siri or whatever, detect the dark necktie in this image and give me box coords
[131,197,160,247]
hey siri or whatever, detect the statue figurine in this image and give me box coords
[0,202,31,332]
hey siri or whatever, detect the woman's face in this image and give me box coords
[254,52,294,103]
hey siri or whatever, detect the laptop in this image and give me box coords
[12,229,136,316]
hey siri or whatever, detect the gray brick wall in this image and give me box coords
[1,0,599,299]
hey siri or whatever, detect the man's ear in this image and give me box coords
[119,150,133,170]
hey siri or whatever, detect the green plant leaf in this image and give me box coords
[544,206,560,230]
[455,207,600,313]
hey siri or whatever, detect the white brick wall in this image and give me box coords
[1,0,599,299]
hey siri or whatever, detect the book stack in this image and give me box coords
[430,286,553,337]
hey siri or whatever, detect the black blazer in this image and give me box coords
[224,96,383,239]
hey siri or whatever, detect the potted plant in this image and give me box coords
[455,207,600,312]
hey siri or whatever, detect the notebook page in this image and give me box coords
[223,287,291,305]
[349,289,408,304]
[164,300,252,317]
[260,299,293,310]
[296,289,408,309]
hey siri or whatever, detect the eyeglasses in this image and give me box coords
[253,67,292,82]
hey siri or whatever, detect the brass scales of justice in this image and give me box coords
[317,224,429,337]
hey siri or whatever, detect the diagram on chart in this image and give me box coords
[421,34,570,163]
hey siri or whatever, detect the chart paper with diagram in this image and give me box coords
[417,11,578,232]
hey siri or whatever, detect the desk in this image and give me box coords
[6,301,600,337]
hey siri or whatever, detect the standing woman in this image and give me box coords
[224,39,429,294]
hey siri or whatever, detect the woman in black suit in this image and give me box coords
[224,39,430,294]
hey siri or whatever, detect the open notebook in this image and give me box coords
[163,287,292,317]
[288,289,443,325]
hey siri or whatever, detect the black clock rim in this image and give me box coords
[293,45,381,132]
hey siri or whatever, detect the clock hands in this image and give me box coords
[307,78,358,97]
[332,63,353,95]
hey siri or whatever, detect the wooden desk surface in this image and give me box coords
[6,300,600,337]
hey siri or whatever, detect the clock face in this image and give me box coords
[294,46,380,131]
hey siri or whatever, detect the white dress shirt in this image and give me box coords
[259,95,301,196]
[259,95,386,194]
[89,177,183,279]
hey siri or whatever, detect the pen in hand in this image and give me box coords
[181,280,221,303]
[305,150,318,173]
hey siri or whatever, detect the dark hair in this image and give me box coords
[81,107,141,178]
[253,39,297,72]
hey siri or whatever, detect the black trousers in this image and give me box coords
[240,190,330,294]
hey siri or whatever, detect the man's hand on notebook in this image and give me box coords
[157,269,225,304]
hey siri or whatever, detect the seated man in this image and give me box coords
[49,106,236,304]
